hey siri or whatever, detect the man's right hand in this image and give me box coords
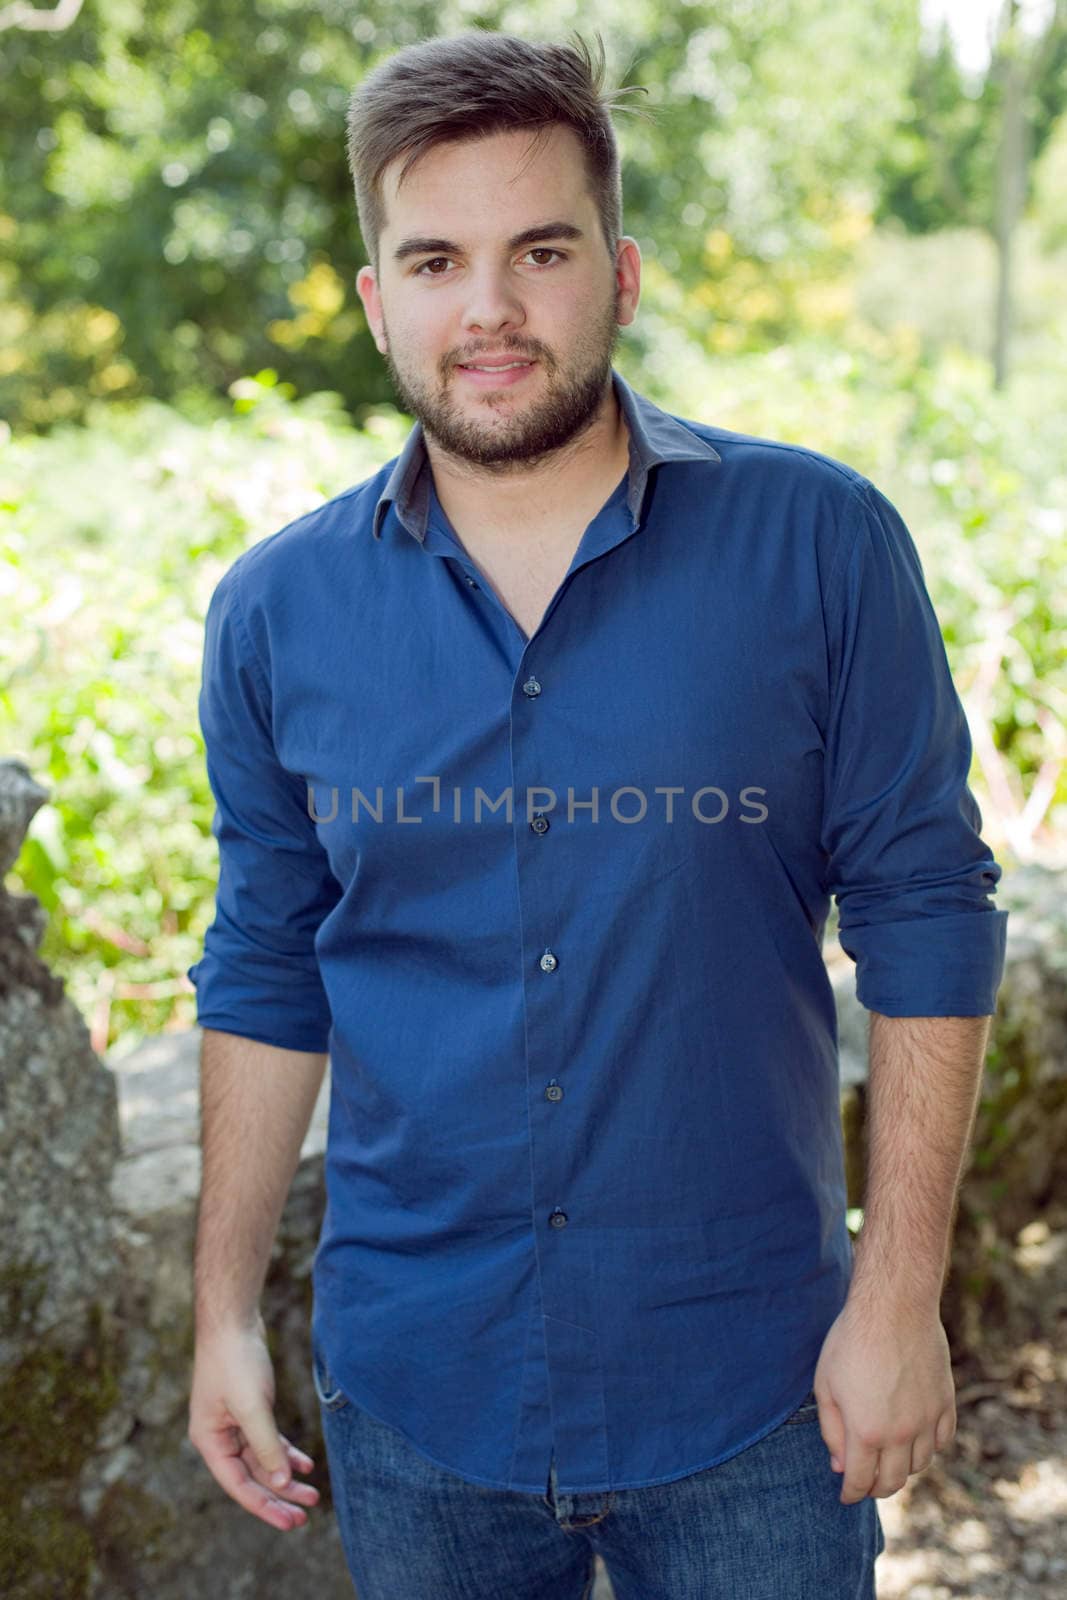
[187,1317,321,1531]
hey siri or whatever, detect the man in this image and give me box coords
[186,29,1008,1600]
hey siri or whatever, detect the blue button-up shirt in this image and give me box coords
[188,368,1008,1494]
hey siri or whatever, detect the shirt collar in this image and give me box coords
[371,367,721,543]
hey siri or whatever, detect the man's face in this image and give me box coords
[355,124,640,469]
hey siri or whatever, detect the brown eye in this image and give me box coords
[414,249,565,277]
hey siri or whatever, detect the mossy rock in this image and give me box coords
[91,1479,177,1590]
[0,1262,124,1600]
[0,1498,96,1600]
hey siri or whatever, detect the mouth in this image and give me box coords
[456,359,537,388]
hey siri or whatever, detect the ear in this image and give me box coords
[614,237,641,328]
[355,265,388,353]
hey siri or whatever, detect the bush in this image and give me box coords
[3,347,1063,1054]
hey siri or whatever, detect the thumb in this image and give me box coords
[238,1406,292,1487]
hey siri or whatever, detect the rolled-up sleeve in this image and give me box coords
[186,564,341,1050]
[820,480,1008,1016]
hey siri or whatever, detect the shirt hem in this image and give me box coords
[321,1377,818,1496]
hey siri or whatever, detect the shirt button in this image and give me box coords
[465,575,480,588]
[522,677,542,697]
[539,950,558,972]
[545,1083,564,1102]
[549,1209,568,1228]
[530,814,550,834]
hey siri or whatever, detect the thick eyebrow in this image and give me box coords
[392,221,585,264]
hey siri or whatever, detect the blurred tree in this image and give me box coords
[1,0,920,434]
[990,0,1067,386]
[875,0,1067,387]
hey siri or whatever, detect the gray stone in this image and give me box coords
[0,758,122,1369]
[0,757,349,1597]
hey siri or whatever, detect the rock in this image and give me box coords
[941,864,1067,1361]
[0,758,123,1363]
[0,758,347,1597]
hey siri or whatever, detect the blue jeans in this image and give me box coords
[312,1331,885,1599]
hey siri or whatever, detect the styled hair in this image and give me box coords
[345,30,651,276]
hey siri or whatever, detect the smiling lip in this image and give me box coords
[458,358,535,368]
[456,359,537,387]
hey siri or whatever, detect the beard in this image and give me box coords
[379,290,622,476]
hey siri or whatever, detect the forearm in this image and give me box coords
[848,1011,992,1314]
[194,1027,327,1338]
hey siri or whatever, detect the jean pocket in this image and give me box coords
[311,1333,351,1413]
[783,1388,820,1424]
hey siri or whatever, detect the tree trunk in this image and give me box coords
[992,2,1032,390]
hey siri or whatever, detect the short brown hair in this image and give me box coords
[345,30,650,276]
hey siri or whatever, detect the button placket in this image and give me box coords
[527,696,563,1100]
[520,671,571,1237]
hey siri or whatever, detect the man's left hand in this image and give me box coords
[812,1291,957,1504]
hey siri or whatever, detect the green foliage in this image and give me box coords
[2,372,408,1048]
[0,0,925,432]
[874,8,1067,235]
[3,329,1064,1053]
[1,2,1065,1051]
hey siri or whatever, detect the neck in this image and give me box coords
[426,383,631,538]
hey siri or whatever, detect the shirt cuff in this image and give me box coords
[838,908,1009,1016]
[186,955,333,1053]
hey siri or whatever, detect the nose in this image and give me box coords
[460,263,527,339]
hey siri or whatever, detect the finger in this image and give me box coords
[241,1441,321,1506]
[839,1439,880,1504]
[869,1442,911,1498]
[201,1433,309,1530]
[909,1430,938,1475]
[817,1395,846,1473]
[934,1406,957,1451]
[286,1439,316,1472]
[241,1434,319,1485]
[238,1428,316,1474]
